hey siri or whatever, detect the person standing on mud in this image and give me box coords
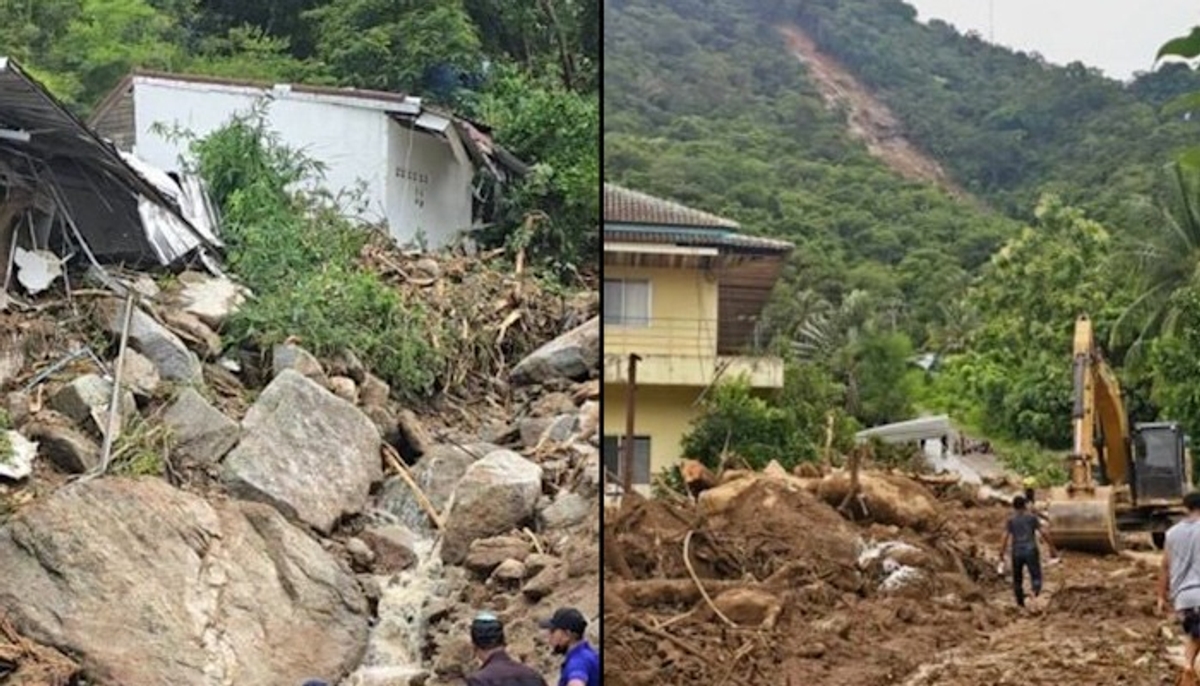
[1158,492,1200,684]
[999,495,1058,608]
[540,607,599,686]
[467,612,548,686]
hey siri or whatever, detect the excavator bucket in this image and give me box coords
[1046,485,1119,554]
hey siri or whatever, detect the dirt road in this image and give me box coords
[604,469,1184,685]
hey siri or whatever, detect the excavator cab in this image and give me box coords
[1130,423,1189,505]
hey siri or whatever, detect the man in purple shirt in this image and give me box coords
[539,608,599,686]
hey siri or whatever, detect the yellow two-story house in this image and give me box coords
[602,184,794,493]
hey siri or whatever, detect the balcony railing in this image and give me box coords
[603,316,773,357]
[603,316,784,388]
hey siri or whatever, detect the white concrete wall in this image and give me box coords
[130,79,472,248]
[385,120,474,249]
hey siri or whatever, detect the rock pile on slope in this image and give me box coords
[0,255,599,686]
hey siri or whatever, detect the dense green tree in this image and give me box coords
[1112,158,1200,356]
[304,0,484,98]
[939,197,1132,447]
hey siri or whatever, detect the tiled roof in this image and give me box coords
[604,183,740,228]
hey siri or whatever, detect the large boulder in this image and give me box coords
[377,443,499,535]
[162,387,240,465]
[272,343,327,384]
[509,317,598,386]
[119,349,161,397]
[221,370,381,533]
[0,430,36,480]
[815,471,941,530]
[539,491,592,530]
[50,373,137,437]
[22,414,100,474]
[440,450,543,564]
[0,478,369,685]
[94,298,203,383]
[176,272,248,330]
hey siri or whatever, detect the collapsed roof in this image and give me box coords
[91,70,530,184]
[0,57,220,294]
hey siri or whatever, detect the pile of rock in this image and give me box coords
[0,269,600,686]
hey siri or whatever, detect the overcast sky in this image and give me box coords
[905,0,1198,81]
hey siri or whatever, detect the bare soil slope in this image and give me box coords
[779,25,975,205]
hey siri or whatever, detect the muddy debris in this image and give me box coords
[0,243,599,685]
[605,460,1182,685]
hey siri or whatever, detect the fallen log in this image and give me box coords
[382,443,443,530]
[609,578,754,608]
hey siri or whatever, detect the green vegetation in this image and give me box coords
[680,369,857,473]
[5,0,598,275]
[771,0,1200,221]
[610,0,1200,482]
[189,109,444,397]
[110,416,169,477]
[0,409,11,466]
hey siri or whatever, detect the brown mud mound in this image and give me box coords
[708,477,860,583]
[604,471,1004,686]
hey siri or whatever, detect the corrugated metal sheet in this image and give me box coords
[0,57,218,267]
[119,151,222,265]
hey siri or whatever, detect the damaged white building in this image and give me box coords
[0,58,220,300]
[89,71,526,250]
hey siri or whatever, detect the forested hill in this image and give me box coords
[606,0,1200,471]
[777,0,1200,224]
[605,0,1020,348]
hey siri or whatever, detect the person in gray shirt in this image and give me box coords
[999,495,1058,608]
[1159,491,1200,685]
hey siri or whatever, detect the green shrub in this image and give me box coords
[188,107,444,398]
[681,377,810,471]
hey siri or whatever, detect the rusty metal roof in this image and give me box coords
[604,183,741,228]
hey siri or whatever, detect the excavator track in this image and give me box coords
[1046,485,1119,554]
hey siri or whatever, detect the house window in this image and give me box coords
[603,279,651,327]
[602,435,652,486]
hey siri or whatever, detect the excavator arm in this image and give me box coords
[1047,315,1125,553]
[1068,315,1130,489]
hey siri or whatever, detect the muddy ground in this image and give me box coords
[604,470,1180,685]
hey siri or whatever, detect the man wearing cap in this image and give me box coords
[540,608,599,686]
[467,612,547,686]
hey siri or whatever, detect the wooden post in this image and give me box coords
[622,353,642,494]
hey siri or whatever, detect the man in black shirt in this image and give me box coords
[999,495,1058,608]
[467,612,548,686]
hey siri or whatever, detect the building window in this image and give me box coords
[603,279,651,327]
[602,435,652,486]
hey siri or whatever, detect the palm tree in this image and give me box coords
[1112,156,1200,361]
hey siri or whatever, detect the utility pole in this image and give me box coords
[988,0,995,43]
[621,353,642,495]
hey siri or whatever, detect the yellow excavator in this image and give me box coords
[1046,315,1193,554]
